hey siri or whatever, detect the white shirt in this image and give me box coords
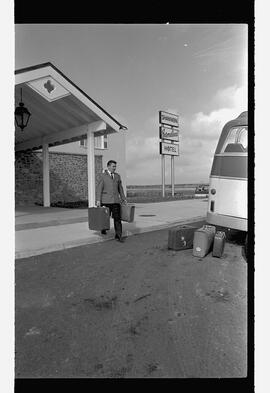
[107,170,114,179]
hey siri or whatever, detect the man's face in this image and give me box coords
[108,163,117,173]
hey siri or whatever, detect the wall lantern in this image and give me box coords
[15,88,31,131]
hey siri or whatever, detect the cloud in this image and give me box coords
[212,84,248,110]
[189,85,247,141]
[193,36,237,60]
[125,85,247,184]
[190,108,235,140]
[126,136,158,164]
[193,29,247,73]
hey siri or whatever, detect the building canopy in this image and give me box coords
[15,62,127,151]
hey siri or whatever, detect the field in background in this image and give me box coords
[127,184,209,203]
[46,184,209,208]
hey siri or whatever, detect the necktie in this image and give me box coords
[111,173,114,180]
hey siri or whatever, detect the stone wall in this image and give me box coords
[15,151,103,206]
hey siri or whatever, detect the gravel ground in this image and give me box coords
[15,222,248,379]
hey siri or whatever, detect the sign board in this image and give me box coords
[27,77,71,102]
[159,111,179,128]
[160,126,179,141]
[160,141,179,156]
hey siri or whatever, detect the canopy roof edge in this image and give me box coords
[15,62,128,132]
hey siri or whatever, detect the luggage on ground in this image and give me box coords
[193,225,216,257]
[120,203,135,222]
[212,231,226,257]
[168,225,197,250]
[88,207,110,231]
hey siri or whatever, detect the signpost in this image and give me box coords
[159,141,179,155]
[159,111,180,197]
[171,152,175,196]
[159,111,179,127]
[159,126,179,141]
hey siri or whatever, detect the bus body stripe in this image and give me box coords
[210,175,247,181]
[210,155,247,179]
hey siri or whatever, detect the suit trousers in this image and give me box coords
[101,203,122,237]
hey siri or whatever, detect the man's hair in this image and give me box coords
[107,160,117,167]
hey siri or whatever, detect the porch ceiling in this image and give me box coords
[15,63,127,151]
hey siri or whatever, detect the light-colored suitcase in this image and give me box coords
[120,203,135,222]
[212,231,226,257]
[88,207,110,230]
[193,225,216,257]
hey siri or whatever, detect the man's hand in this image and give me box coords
[96,201,101,207]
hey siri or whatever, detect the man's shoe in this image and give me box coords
[115,235,125,243]
[101,230,107,235]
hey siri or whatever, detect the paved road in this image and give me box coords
[15,221,247,378]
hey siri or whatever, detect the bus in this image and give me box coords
[206,111,248,236]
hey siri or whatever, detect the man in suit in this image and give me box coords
[96,160,127,242]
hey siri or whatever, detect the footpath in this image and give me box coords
[15,199,208,259]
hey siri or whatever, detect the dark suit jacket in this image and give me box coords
[96,170,126,204]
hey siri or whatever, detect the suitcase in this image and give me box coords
[88,207,110,231]
[120,203,135,223]
[193,225,216,257]
[212,231,226,257]
[168,225,197,250]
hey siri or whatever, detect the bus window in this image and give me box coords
[222,126,248,153]
[236,126,248,149]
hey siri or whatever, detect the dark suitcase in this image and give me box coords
[120,203,135,223]
[88,207,110,231]
[168,225,197,250]
[193,225,216,257]
[212,231,226,257]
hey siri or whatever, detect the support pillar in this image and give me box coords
[42,143,50,207]
[87,128,96,207]
[171,155,175,196]
[161,155,165,198]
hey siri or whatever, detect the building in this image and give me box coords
[15,62,128,207]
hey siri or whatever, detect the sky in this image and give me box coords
[15,24,247,185]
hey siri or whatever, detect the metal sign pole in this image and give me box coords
[161,154,165,197]
[171,155,174,196]
[159,110,180,199]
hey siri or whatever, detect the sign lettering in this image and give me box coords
[160,126,179,141]
[160,142,179,156]
[159,111,179,127]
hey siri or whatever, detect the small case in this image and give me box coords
[168,225,197,250]
[193,225,216,258]
[120,203,135,222]
[88,207,110,231]
[212,231,226,257]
